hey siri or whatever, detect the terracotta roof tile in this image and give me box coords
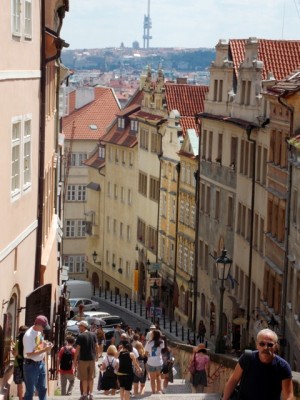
[135,110,164,122]
[179,116,199,136]
[62,86,121,140]
[229,39,300,81]
[165,83,209,116]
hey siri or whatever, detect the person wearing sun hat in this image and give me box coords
[22,315,53,400]
[189,343,210,393]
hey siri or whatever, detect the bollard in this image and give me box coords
[182,326,184,341]
[194,332,196,345]
[187,328,190,342]
[115,293,117,304]
[134,301,137,313]
[175,322,178,336]
[170,320,172,333]
[129,298,132,310]
[125,296,128,308]
[110,290,113,302]
[163,313,166,329]
[105,289,107,300]
[140,303,142,316]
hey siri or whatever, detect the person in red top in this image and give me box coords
[57,336,76,395]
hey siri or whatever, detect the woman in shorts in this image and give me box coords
[133,341,148,396]
[144,329,164,394]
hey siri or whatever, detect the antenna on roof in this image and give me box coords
[143,0,152,49]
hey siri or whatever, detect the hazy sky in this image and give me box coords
[61,0,300,49]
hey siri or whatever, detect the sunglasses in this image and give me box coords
[258,341,275,348]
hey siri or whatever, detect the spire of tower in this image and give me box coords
[143,0,152,49]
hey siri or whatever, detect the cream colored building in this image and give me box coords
[62,86,120,280]
[198,37,300,351]
[85,91,143,296]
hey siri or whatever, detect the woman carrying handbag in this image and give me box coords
[188,343,210,393]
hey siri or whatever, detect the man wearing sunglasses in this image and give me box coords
[222,328,294,400]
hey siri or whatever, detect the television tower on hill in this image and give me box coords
[143,0,152,49]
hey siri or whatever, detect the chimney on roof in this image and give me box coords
[176,77,187,84]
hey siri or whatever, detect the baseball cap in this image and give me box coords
[77,320,89,328]
[35,315,50,331]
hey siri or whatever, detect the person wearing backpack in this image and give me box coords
[99,345,119,395]
[12,325,28,400]
[57,336,76,395]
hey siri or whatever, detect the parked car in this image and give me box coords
[66,316,106,337]
[67,311,111,327]
[66,315,126,338]
[68,298,101,318]
[99,315,126,329]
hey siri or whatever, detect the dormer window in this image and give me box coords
[118,117,125,129]
[131,120,138,132]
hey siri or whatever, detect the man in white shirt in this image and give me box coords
[22,315,52,400]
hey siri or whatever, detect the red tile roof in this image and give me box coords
[266,69,300,96]
[165,83,209,116]
[229,39,300,81]
[62,86,121,140]
[180,116,199,136]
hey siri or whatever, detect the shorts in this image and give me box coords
[146,364,162,373]
[117,374,134,391]
[77,360,96,380]
[13,365,24,384]
[133,372,146,384]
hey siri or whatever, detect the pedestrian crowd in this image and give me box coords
[11,314,295,400]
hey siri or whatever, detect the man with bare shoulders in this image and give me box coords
[223,328,294,400]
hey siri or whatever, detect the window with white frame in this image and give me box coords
[67,185,87,201]
[131,120,138,132]
[11,119,21,196]
[183,246,188,272]
[23,119,31,187]
[11,115,32,198]
[65,220,86,237]
[12,0,21,36]
[65,255,85,273]
[70,153,87,166]
[24,0,32,38]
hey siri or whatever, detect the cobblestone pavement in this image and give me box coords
[47,359,221,400]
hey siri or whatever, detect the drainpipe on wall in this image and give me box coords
[278,93,294,348]
[34,0,46,289]
[245,125,256,342]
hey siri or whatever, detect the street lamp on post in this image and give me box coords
[151,280,159,323]
[215,249,232,353]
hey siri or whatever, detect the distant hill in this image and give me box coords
[61,47,215,73]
